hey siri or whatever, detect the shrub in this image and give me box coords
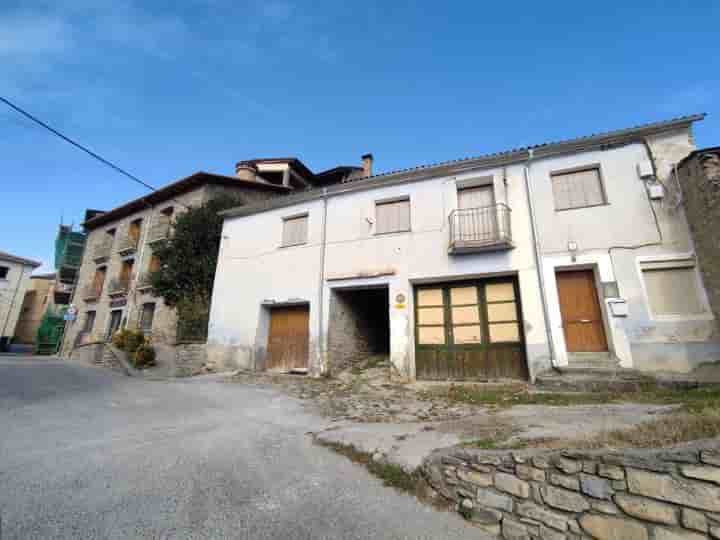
[124,329,145,353]
[112,328,129,350]
[133,344,156,368]
[111,328,145,353]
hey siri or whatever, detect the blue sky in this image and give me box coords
[2,1,719,272]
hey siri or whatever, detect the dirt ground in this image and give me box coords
[227,359,685,472]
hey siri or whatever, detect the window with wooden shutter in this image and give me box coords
[83,311,96,332]
[375,198,410,234]
[551,167,606,211]
[140,303,156,333]
[641,259,707,317]
[282,214,308,247]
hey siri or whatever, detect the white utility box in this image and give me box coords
[637,160,654,179]
[609,300,629,317]
[648,183,664,199]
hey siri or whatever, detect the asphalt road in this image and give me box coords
[0,356,482,540]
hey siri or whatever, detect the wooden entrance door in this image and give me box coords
[556,270,608,352]
[414,278,528,380]
[267,305,310,371]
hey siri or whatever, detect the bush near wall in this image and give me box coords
[423,441,720,539]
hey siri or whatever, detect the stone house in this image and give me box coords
[207,114,720,380]
[676,146,720,328]
[0,250,42,351]
[13,273,58,345]
[62,160,363,371]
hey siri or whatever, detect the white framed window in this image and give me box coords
[375,197,410,235]
[551,166,606,211]
[640,258,708,318]
[281,213,308,247]
[0,266,8,280]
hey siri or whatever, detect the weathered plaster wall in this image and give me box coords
[0,258,35,347]
[424,441,720,539]
[208,163,551,380]
[532,129,719,372]
[678,149,720,329]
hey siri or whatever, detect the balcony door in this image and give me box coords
[457,185,498,242]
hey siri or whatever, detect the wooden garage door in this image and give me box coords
[267,305,310,371]
[414,278,528,380]
[556,270,608,352]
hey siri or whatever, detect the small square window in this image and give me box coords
[375,198,410,234]
[0,266,8,279]
[282,214,308,247]
[551,166,606,211]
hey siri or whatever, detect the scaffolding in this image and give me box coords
[35,305,67,355]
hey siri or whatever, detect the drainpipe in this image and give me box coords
[523,150,557,370]
[316,188,329,375]
[125,199,154,331]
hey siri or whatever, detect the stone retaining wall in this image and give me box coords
[422,440,720,539]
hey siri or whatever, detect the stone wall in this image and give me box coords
[327,288,390,374]
[679,149,720,327]
[423,440,720,539]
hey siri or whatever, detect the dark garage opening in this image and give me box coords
[327,286,390,374]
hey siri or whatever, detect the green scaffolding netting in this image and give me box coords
[35,306,67,355]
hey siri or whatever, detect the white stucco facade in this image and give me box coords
[0,252,41,350]
[208,116,720,379]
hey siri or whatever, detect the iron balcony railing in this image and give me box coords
[107,277,130,296]
[147,216,172,244]
[448,203,513,254]
[82,283,102,301]
[136,272,153,291]
[117,233,140,254]
[92,239,112,262]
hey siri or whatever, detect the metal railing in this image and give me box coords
[92,239,112,261]
[117,233,140,254]
[448,203,512,253]
[82,283,102,300]
[136,272,153,290]
[147,216,172,243]
[107,277,130,296]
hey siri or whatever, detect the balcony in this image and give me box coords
[136,272,153,291]
[117,233,140,256]
[107,277,130,297]
[147,216,171,244]
[82,283,102,301]
[448,204,513,255]
[93,239,112,263]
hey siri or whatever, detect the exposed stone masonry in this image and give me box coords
[423,440,720,539]
[679,149,720,328]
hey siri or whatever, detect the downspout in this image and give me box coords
[125,199,154,331]
[316,187,329,376]
[523,149,557,371]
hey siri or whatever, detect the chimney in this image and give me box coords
[362,153,373,178]
[235,163,258,182]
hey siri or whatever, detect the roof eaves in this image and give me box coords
[82,171,291,229]
[220,114,705,220]
[0,251,43,267]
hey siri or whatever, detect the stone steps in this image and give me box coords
[535,367,651,393]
